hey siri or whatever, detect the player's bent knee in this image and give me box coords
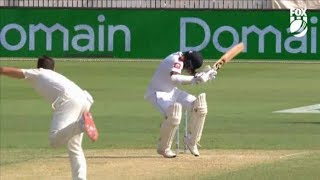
[49,136,59,148]
[49,133,62,148]
[158,103,182,152]
[193,93,208,115]
[187,93,208,146]
[166,103,182,125]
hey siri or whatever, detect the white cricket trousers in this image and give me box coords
[49,91,93,180]
[145,88,196,116]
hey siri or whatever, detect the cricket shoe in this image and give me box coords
[157,149,177,158]
[184,137,200,157]
[83,112,99,142]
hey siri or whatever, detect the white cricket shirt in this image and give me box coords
[22,68,85,104]
[145,52,184,97]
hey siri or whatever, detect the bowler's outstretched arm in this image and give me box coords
[0,67,25,79]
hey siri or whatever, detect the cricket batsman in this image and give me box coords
[0,56,98,180]
[145,51,217,158]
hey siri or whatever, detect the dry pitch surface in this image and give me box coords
[1,149,312,180]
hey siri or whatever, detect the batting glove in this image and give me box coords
[194,72,209,83]
[207,69,217,80]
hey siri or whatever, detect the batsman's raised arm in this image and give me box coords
[0,66,25,79]
[170,51,217,85]
[170,71,197,85]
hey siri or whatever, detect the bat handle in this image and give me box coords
[212,58,225,71]
[212,64,219,71]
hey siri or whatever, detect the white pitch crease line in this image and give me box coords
[273,104,320,113]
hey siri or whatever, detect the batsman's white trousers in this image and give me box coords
[145,88,196,116]
[49,91,93,180]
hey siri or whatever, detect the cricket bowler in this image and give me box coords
[0,55,98,180]
[145,51,217,158]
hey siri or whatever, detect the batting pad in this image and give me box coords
[158,103,182,151]
[188,93,208,146]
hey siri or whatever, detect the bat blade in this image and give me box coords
[213,42,244,70]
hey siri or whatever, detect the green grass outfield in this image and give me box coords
[1,60,320,179]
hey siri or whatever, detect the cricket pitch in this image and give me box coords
[0,149,312,180]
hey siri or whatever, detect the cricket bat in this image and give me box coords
[212,42,244,71]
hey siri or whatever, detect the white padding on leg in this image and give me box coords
[188,93,208,146]
[158,103,182,151]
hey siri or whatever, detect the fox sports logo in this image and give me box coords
[289,8,308,37]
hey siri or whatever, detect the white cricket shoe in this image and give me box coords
[184,137,200,157]
[157,149,177,158]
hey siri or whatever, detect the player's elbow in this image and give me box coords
[170,74,180,84]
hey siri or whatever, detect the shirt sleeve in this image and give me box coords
[171,60,183,74]
[21,69,40,79]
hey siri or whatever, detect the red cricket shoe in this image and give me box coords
[83,112,99,142]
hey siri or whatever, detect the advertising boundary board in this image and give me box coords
[0,8,319,60]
